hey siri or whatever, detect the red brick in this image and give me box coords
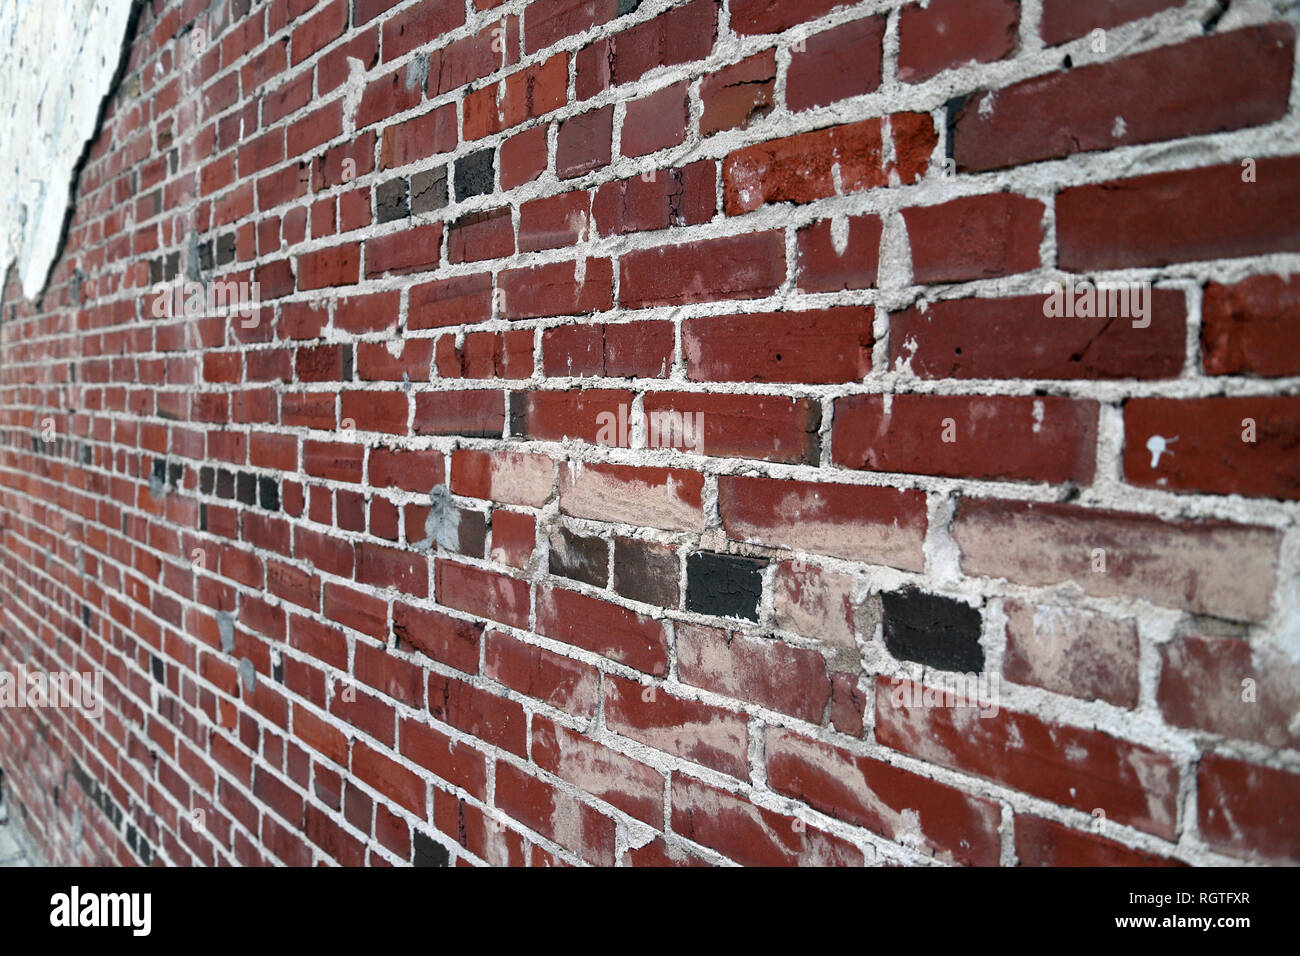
[297,243,360,289]
[796,214,882,292]
[436,329,532,380]
[829,674,865,737]
[559,461,705,532]
[463,53,568,139]
[489,510,536,568]
[671,775,863,866]
[485,630,599,716]
[1123,396,1300,499]
[355,541,427,597]
[519,191,592,252]
[313,133,377,189]
[724,115,935,215]
[536,586,669,675]
[334,290,401,334]
[428,672,527,757]
[903,193,1043,282]
[730,0,840,35]
[434,558,530,629]
[542,320,674,378]
[890,289,1186,380]
[955,26,1293,171]
[684,307,873,384]
[511,388,630,443]
[409,272,493,330]
[533,717,665,826]
[451,449,555,506]
[369,448,445,493]
[380,0,466,60]
[677,624,830,722]
[399,717,487,796]
[605,674,748,777]
[576,0,718,99]
[500,126,549,189]
[426,22,502,93]
[433,791,526,865]
[765,727,1002,866]
[1157,632,1300,750]
[876,676,1180,838]
[952,498,1279,622]
[1057,157,1300,270]
[1198,754,1300,863]
[719,476,927,570]
[358,338,434,381]
[788,16,884,109]
[1003,600,1139,707]
[354,641,425,707]
[1203,274,1300,377]
[499,258,613,319]
[699,50,775,135]
[393,604,479,679]
[832,394,1098,483]
[1041,0,1185,45]
[304,440,364,483]
[291,0,348,64]
[524,0,616,54]
[898,0,1018,84]
[380,103,457,168]
[356,67,425,129]
[622,838,707,867]
[641,391,819,463]
[592,162,715,236]
[341,389,410,435]
[619,231,784,308]
[352,741,425,815]
[621,82,688,157]
[1016,815,1182,867]
[556,105,613,179]
[413,390,505,437]
[448,208,514,263]
[494,761,615,866]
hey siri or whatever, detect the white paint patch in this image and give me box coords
[1112,115,1127,138]
[1146,434,1178,468]
[829,214,849,256]
[0,0,135,298]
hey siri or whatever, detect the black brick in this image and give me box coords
[454,148,495,201]
[686,552,765,622]
[881,588,984,673]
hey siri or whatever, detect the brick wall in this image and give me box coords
[1,0,1298,867]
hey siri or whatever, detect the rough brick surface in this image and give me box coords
[1,0,1297,871]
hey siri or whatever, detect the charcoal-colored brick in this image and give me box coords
[216,468,235,498]
[881,588,984,673]
[412,166,448,215]
[236,472,257,505]
[217,233,236,265]
[686,551,765,621]
[613,536,680,607]
[259,476,280,511]
[549,526,608,586]
[413,829,449,867]
[455,148,495,201]
[376,177,409,222]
